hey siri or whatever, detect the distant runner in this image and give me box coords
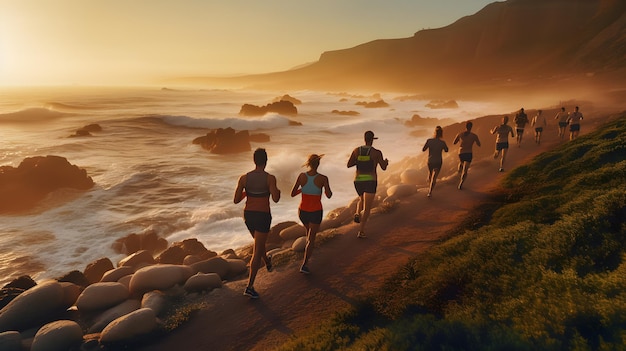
[422,126,449,197]
[491,116,515,172]
[566,106,584,140]
[554,107,568,140]
[514,108,529,147]
[453,121,481,190]
[532,109,547,145]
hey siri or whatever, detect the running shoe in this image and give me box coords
[353,213,360,223]
[357,231,367,238]
[300,265,310,274]
[243,286,259,299]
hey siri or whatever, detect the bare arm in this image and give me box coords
[268,174,281,203]
[322,175,333,199]
[377,150,389,170]
[290,173,304,197]
[476,135,481,147]
[347,148,357,168]
[453,133,460,145]
[233,175,246,204]
[422,140,429,152]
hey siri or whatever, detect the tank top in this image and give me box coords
[299,173,322,212]
[245,170,270,212]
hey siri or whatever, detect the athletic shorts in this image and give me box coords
[535,127,543,133]
[299,209,323,225]
[354,180,377,196]
[516,128,525,134]
[570,124,580,132]
[496,142,509,151]
[459,153,473,163]
[244,210,272,235]
[559,122,568,128]
[428,162,442,172]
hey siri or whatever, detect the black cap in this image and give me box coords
[364,130,378,140]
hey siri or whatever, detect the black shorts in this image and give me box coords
[428,162,442,172]
[535,127,543,133]
[244,210,271,235]
[496,142,509,151]
[570,124,580,132]
[299,209,323,225]
[459,153,473,163]
[559,122,568,128]
[354,180,377,195]
[516,128,524,135]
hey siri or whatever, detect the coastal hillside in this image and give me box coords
[278,112,626,350]
[174,0,626,96]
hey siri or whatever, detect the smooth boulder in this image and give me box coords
[75,282,129,311]
[0,280,65,332]
[99,308,157,344]
[129,264,194,295]
[183,273,222,293]
[31,320,83,351]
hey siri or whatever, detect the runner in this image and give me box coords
[347,131,388,238]
[453,121,481,190]
[234,148,281,299]
[291,154,332,274]
[422,126,449,197]
[491,116,515,172]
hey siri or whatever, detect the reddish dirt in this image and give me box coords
[140,110,608,351]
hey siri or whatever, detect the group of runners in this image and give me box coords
[234,106,583,299]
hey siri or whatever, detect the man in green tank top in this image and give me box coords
[347,131,388,238]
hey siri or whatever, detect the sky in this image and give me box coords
[0,0,494,87]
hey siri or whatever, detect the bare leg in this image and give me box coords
[428,168,441,196]
[499,148,508,171]
[302,222,320,268]
[358,192,375,235]
[459,161,470,189]
[247,231,268,288]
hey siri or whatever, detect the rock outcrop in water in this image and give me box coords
[193,127,271,154]
[0,155,94,214]
[239,100,298,116]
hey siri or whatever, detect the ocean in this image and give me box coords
[0,86,511,286]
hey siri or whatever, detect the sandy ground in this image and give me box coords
[138,106,611,351]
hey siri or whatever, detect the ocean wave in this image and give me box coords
[155,113,293,131]
[44,102,93,111]
[0,107,73,123]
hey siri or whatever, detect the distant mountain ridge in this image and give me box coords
[175,0,626,94]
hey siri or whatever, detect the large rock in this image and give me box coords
[193,127,252,154]
[31,320,83,351]
[0,280,66,332]
[99,308,157,344]
[0,276,37,309]
[269,221,298,244]
[89,299,141,333]
[118,250,156,269]
[55,270,90,288]
[111,230,168,256]
[156,238,214,265]
[400,169,422,185]
[75,282,129,311]
[279,224,306,240]
[239,100,297,116]
[0,331,21,351]
[292,236,307,252]
[129,264,194,295]
[183,273,222,293]
[386,184,417,199]
[189,256,230,279]
[141,291,166,316]
[226,259,247,279]
[0,155,94,213]
[84,257,115,284]
[100,266,134,283]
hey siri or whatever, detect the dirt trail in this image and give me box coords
[141,112,603,351]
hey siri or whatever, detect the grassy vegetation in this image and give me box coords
[278,113,626,351]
